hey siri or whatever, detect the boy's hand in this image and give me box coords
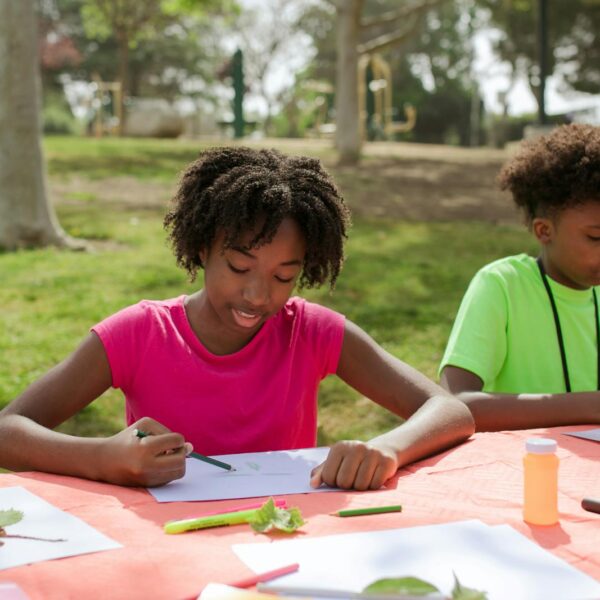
[310,440,398,491]
[98,417,193,487]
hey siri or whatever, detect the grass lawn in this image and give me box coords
[0,136,537,444]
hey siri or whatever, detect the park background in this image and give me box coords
[1,0,599,445]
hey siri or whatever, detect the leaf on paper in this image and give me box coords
[451,572,488,600]
[0,509,24,531]
[363,576,439,595]
[248,497,304,533]
[0,508,66,544]
[362,573,487,599]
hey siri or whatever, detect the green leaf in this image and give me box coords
[363,577,440,596]
[0,509,24,528]
[248,498,305,534]
[451,573,488,600]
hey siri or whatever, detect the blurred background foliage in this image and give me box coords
[36,0,600,146]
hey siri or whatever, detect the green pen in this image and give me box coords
[331,504,403,517]
[164,508,259,534]
[134,429,235,471]
[188,451,236,472]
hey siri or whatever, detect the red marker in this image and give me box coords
[582,498,600,514]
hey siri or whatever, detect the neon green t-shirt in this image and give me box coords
[440,254,600,393]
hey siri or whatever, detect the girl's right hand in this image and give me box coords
[98,417,193,487]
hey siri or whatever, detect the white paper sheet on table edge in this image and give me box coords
[232,519,600,600]
[563,428,600,443]
[0,486,121,571]
[147,447,338,503]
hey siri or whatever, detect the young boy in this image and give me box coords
[439,123,600,431]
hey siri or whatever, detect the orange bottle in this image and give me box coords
[523,438,559,525]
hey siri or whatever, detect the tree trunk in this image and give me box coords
[0,0,75,250]
[335,0,363,165]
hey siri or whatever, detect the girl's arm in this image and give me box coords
[311,320,474,490]
[441,365,600,431]
[0,333,188,486]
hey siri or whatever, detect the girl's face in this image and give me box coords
[197,217,306,353]
[535,200,600,289]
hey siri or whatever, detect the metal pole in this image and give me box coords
[232,48,245,139]
[538,0,548,125]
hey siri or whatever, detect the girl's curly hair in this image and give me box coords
[164,146,351,288]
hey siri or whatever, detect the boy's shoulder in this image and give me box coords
[476,254,538,283]
[466,254,542,301]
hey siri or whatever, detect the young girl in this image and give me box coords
[0,147,473,489]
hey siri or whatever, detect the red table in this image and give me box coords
[1,426,599,600]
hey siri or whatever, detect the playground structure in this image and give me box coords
[308,53,416,140]
[358,53,416,140]
[87,75,184,138]
[89,74,123,137]
[303,80,335,137]
[86,52,415,141]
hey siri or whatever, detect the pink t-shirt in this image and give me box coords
[92,296,345,455]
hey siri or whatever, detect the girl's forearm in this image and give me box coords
[369,395,475,468]
[0,413,106,480]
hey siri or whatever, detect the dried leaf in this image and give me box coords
[0,509,24,529]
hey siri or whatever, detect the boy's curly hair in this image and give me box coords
[164,146,351,288]
[498,123,600,223]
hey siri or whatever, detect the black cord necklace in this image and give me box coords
[536,257,600,392]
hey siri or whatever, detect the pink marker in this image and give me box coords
[229,563,300,588]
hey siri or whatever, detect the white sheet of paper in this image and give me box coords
[148,447,335,503]
[233,519,600,600]
[0,582,30,600]
[564,428,600,443]
[0,487,121,571]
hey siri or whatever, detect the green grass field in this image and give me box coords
[1,136,537,444]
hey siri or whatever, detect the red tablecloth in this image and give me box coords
[1,426,599,600]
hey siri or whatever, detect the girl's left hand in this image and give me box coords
[310,440,399,491]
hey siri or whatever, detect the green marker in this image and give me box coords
[331,504,403,517]
[164,508,259,534]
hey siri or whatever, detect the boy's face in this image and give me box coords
[534,200,600,289]
[197,217,306,352]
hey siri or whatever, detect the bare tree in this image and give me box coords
[0,0,75,250]
[331,0,445,164]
